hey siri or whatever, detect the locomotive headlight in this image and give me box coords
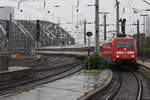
[131,55,135,58]
[127,51,134,54]
[116,55,120,58]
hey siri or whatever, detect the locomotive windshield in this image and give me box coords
[116,42,133,48]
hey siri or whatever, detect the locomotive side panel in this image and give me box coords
[100,42,113,64]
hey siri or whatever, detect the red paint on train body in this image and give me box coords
[100,37,137,66]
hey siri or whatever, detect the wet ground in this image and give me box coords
[0,70,111,100]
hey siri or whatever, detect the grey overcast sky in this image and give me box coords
[1,0,150,44]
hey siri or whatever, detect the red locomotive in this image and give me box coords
[100,37,138,69]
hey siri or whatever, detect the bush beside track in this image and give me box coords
[84,53,108,70]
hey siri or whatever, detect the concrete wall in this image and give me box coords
[0,56,8,71]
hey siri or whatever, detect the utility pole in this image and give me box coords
[72,5,74,24]
[95,0,99,53]
[140,14,148,62]
[36,20,40,42]
[8,13,12,54]
[137,20,140,55]
[87,31,92,69]
[6,21,9,40]
[104,14,106,40]
[35,20,41,58]
[9,13,12,38]
[116,0,120,37]
[84,20,86,45]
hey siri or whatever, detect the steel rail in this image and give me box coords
[0,65,83,96]
[0,56,83,96]
[106,72,122,100]
[106,71,143,100]
[131,72,143,100]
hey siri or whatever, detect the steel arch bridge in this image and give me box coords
[0,20,75,54]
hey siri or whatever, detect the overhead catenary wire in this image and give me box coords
[8,0,81,35]
[143,0,150,5]
[11,0,92,26]
[12,0,74,24]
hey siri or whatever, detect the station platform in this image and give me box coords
[0,66,30,73]
[0,66,32,82]
[0,69,112,100]
[38,51,89,56]
[138,60,150,69]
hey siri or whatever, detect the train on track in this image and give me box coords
[100,37,138,69]
[36,45,94,55]
[37,37,138,69]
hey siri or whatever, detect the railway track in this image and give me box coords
[2,55,150,99]
[0,56,83,96]
[106,71,143,100]
[9,56,72,67]
[81,69,150,100]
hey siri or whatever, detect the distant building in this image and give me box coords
[146,16,150,37]
[133,33,145,48]
[0,6,14,20]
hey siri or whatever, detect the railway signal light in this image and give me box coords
[36,20,40,42]
[119,18,126,37]
[87,31,92,37]
[6,21,9,40]
[120,18,126,37]
[86,31,92,69]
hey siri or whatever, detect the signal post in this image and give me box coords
[87,31,92,69]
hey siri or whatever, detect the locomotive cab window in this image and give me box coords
[116,42,133,49]
[125,42,133,48]
[116,42,124,48]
